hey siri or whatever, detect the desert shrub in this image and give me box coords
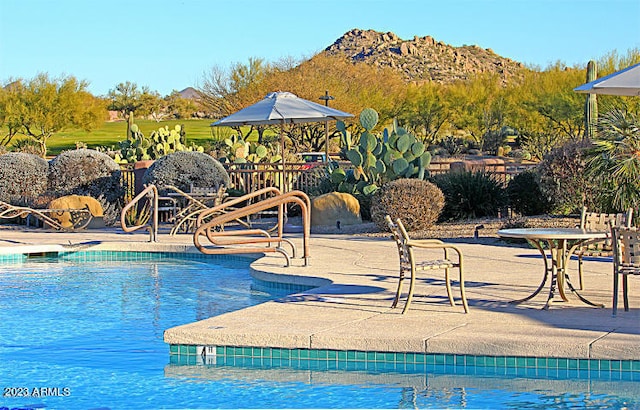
[506,169,552,216]
[370,178,445,231]
[432,170,507,220]
[0,153,49,203]
[142,151,230,193]
[48,149,125,224]
[11,138,43,156]
[537,139,602,215]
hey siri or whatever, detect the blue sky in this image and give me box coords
[1,0,639,97]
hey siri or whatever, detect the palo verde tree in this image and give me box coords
[397,81,452,146]
[198,57,272,141]
[1,73,105,156]
[0,80,23,147]
[446,72,511,151]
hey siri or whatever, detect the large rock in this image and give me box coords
[48,195,103,228]
[311,192,362,227]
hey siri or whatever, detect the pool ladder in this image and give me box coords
[120,184,311,266]
[120,184,159,242]
[193,188,311,267]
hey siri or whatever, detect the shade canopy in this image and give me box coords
[574,62,640,96]
[211,92,353,127]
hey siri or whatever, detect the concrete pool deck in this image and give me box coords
[1,226,638,361]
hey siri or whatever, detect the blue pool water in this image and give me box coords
[0,253,639,410]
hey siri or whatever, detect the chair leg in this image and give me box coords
[444,267,455,307]
[577,256,584,290]
[402,265,417,314]
[613,272,619,317]
[391,269,405,309]
[623,275,629,312]
[459,266,469,314]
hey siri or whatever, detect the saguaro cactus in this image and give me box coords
[585,60,598,139]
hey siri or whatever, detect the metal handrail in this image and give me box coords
[193,190,311,267]
[120,184,159,242]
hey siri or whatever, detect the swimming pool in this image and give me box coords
[1,252,638,409]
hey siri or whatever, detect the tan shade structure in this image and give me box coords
[211,92,353,191]
[574,62,640,96]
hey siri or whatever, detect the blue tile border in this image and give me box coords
[169,344,640,377]
[0,250,255,264]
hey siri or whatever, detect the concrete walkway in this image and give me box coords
[1,226,638,360]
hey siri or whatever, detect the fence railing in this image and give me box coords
[120,159,538,203]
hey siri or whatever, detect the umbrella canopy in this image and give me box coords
[574,62,640,96]
[211,91,353,126]
[211,92,353,193]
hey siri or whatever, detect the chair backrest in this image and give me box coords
[611,225,640,267]
[385,215,411,268]
[190,185,227,204]
[580,206,633,231]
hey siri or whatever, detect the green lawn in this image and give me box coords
[45,119,226,155]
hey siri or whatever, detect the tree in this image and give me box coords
[398,82,451,145]
[447,72,510,150]
[198,57,271,119]
[507,64,585,159]
[107,81,143,119]
[165,90,198,119]
[5,73,105,156]
[136,86,165,122]
[0,80,24,146]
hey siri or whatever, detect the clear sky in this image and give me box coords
[1,0,639,97]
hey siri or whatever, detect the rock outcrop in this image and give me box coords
[323,28,524,85]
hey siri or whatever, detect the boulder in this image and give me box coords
[311,192,362,227]
[48,195,103,228]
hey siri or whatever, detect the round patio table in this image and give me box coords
[497,228,608,310]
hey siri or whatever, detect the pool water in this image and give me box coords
[0,254,638,410]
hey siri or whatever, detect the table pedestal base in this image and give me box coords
[509,238,604,310]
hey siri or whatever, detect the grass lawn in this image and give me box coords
[44,119,226,155]
[6,118,279,156]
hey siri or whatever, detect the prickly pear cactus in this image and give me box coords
[114,122,203,163]
[219,135,274,164]
[331,108,432,200]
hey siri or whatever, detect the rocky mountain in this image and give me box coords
[324,28,525,84]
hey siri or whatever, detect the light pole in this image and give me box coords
[319,90,334,162]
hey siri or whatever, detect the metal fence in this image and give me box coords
[120,159,538,202]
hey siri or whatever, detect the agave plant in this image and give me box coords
[585,108,640,214]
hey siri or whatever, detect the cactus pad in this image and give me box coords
[359,108,379,131]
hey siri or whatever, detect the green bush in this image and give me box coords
[506,169,552,216]
[537,140,601,215]
[432,170,507,220]
[142,151,230,193]
[0,153,49,203]
[370,178,445,231]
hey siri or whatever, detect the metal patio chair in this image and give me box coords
[385,215,469,314]
[610,225,640,316]
[573,207,633,290]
